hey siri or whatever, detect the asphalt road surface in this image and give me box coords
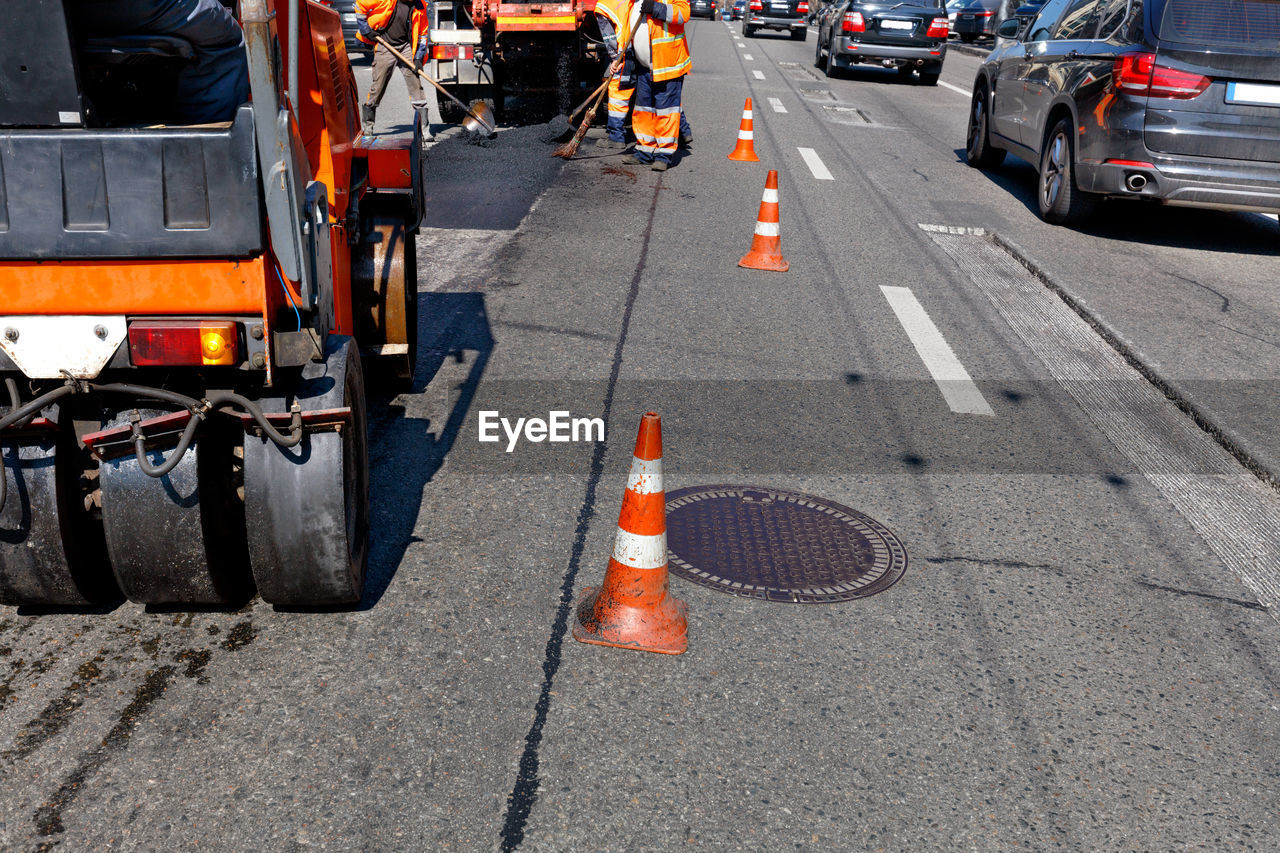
[3,25,1280,852]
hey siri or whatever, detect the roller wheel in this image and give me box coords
[354,214,418,388]
[0,414,117,607]
[98,413,252,605]
[244,336,369,607]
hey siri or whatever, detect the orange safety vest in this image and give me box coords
[356,0,429,47]
[629,0,691,82]
[594,0,632,46]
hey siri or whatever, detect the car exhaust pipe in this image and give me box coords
[1125,173,1148,192]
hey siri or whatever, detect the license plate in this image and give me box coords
[960,13,973,19]
[1226,81,1280,107]
[880,19,914,29]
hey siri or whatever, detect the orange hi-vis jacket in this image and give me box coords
[356,0,429,48]
[594,0,633,44]
[629,0,691,82]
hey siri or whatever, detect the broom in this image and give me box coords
[553,14,636,159]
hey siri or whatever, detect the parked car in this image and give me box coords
[322,0,368,56]
[732,0,747,19]
[952,0,1000,42]
[814,0,950,83]
[946,0,966,30]
[965,0,1280,225]
[692,0,719,18]
[743,0,810,38]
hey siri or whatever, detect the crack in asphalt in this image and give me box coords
[499,175,664,852]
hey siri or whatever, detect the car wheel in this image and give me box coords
[743,23,754,36]
[824,39,839,78]
[815,31,826,67]
[897,65,914,80]
[1038,116,1096,225]
[965,84,1005,169]
[960,33,976,43]
[919,70,940,86]
[791,27,807,41]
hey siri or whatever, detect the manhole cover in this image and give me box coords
[665,486,907,603]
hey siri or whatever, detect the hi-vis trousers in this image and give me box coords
[631,72,684,164]
[607,75,635,143]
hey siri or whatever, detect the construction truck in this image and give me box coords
[0,0,422,608]
[427,0,607,117]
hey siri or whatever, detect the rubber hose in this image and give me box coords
[0,385,74,432]
[131,412,202,478]
[206,392,304,448]
[89,383,201,410]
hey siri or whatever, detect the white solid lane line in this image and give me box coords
[880,286,996,417]
[752,69,766,79]
[768,97,787,113]
[797,147,834,181]
[938,80,971,98]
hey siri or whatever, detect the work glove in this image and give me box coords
[356,17,374,38]
[639,0,656,15]
[415,34,429,66]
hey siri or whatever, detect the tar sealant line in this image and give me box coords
[938,80,971,98]
[752,69,766,80]
[768,97,787,113]
[880,285,996,416]
[920,223,1280,615]
[797,146,834,180]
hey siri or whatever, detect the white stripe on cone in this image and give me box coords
[738,130,753,140]
[626,457,664,495]
[743,110,753,119]
[754,221,780,237]
[612,529,668,569]
[762,188,778,203]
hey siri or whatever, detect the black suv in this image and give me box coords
[743,0,811,39]
[966,0,1280,224]
[814,0,951,84]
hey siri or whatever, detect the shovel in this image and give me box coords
[374,35,496,135]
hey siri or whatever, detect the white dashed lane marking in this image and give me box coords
[938,80,971,98]
[752,69,765,80]
[744,53,754,60]
[768,97,787,113]
[797,147,834,181]
[880,285,995,417]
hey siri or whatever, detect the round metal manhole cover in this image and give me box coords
[665,486,907,603]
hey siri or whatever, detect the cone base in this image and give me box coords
[572,586,689,655]
[739,252,790,272]
[728,148,760,162]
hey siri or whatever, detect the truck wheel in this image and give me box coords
[354,214,418,389]
[1038,116,1096,225]
[0,414,118,607]
[244,336,369,607]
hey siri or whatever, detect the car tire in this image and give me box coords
[824,39,839,78]
[743,23,754,36]
[1038,116,1096,225]
[919,70,940,86]
[897,65,914,80]
[815,32,826,67]
[965,84,1004,169]
[960,33,976,43]
[791,27,807,41]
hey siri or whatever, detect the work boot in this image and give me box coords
[679,130,693,150]
[597,138,627,149]
[651,160,669,172]
[361,103,376,136]
[620,154,646,166]
[411,100,433,142]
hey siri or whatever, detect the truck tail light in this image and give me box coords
[432,45,474,60]
[1112,53,1210,99]
[128,321,239,367]
[842,11,865,32]
[926,17,949,37]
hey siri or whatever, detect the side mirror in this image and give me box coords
[996,17,1022,38]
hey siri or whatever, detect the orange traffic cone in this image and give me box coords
[573,412,688,655]
[727,98,760,162]
[739,170,789,272]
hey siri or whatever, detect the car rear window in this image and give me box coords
[1158,0,1280,49]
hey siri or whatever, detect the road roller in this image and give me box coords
[0,0,421,607]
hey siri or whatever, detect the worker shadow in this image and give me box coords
[360,291,494,609]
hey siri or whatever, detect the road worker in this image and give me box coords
[69,0,249,124]
[356,0,432,137]
[593,0,636,150]
[622,0,691,170]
